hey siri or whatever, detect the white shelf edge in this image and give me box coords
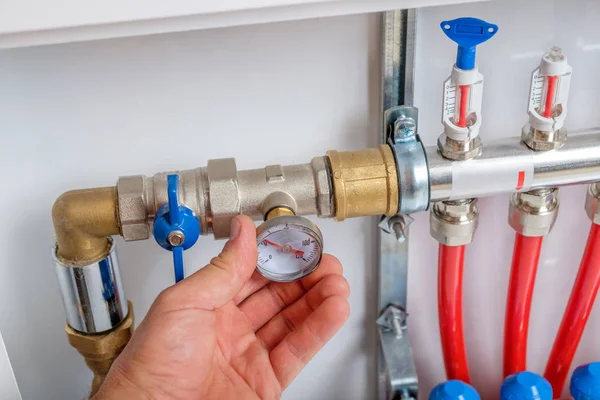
[0,0,493,49]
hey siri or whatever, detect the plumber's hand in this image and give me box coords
[94,215,350,400]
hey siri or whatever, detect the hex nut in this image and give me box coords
[508,188,559,237]
[311,156,334,218]
[430,199,479,246]
[437,134,482,161]
[207,158,240,239]
[67,303,134,396]
[521,124,567,151]
[117,175,150,241]
[66,304,134,357]
[585,183,600,225]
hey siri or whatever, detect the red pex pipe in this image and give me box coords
[503,234,544,377]
[544,223,600,395]
[438,244,471,383]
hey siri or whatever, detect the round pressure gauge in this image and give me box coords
[256,215,324,282]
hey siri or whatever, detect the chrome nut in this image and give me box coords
[508,188,559,237]
[117,175,150,241]
[521,124,567,151]
[207,158,240,239]
[437,134,482,161]
[585,183,600,224]
[430,199,479,246]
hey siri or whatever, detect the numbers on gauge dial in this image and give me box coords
[257,224,322,275]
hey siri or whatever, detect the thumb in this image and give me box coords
[170,215,258,310]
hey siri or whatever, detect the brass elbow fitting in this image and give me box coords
[327,145,399,221]
[52,187,120,264]
[52,186,129,397]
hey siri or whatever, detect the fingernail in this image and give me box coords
[230,217,241,240]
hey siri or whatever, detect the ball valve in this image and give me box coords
[152,174,201,282]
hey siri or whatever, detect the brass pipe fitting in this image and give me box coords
[327,145,399,221]
[52,187,120,264]
[66,302,134,397]
[266,206,295,220]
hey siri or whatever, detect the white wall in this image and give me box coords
[1,0,600,399]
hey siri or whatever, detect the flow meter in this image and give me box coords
[440,17,498,142]
[256,210,324,282]
[526,46,572,133]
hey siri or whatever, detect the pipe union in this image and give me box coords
[117,175,149,241]
[207,158,241,239]
[430,199,479,246]
[585,183,600,224]
[509,188,559,237]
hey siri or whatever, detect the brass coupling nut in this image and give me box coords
[585,182,600,224]
[509,188,559,237]
[437,134,482,161]
[67,302,134,396]
[327,146,398,221]
[430,199,479,246]
[521,124,567,151]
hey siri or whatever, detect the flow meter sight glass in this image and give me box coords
[256,208,324,282]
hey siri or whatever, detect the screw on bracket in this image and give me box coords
[379,214,414,243]
[393,117,417,143]
[376,304,408,339]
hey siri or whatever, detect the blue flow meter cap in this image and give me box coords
[500,371,552,400]
[153,174,201,282]
[440,17,498,71]
[429,380,480,400]
[571,362,600,400]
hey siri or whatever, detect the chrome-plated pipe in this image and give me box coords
[428,130,600,201]
[53,240,128,333]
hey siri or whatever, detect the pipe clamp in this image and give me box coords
[385,106,430,214]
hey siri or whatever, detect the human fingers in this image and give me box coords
[255,273,349,350]
[156,215,258,312]
[238,254,343,331]
[269,295,350,388]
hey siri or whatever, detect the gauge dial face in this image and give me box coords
[256,216,323,282]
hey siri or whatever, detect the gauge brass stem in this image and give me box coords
[266,206,295,220]
[327,145,399,221]
[52,187,121,264]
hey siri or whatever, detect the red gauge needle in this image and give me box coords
[263,239,304,256]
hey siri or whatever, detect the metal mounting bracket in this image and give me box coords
[377,8,419,400]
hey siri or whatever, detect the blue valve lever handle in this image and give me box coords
[153,174,201,283]
[440,17,498,71]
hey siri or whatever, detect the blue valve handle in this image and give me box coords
[501,371,552,400]
[571,362,600,400]
[440,17,498,70]
[153,174,201,283]
[429,380,480,400]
